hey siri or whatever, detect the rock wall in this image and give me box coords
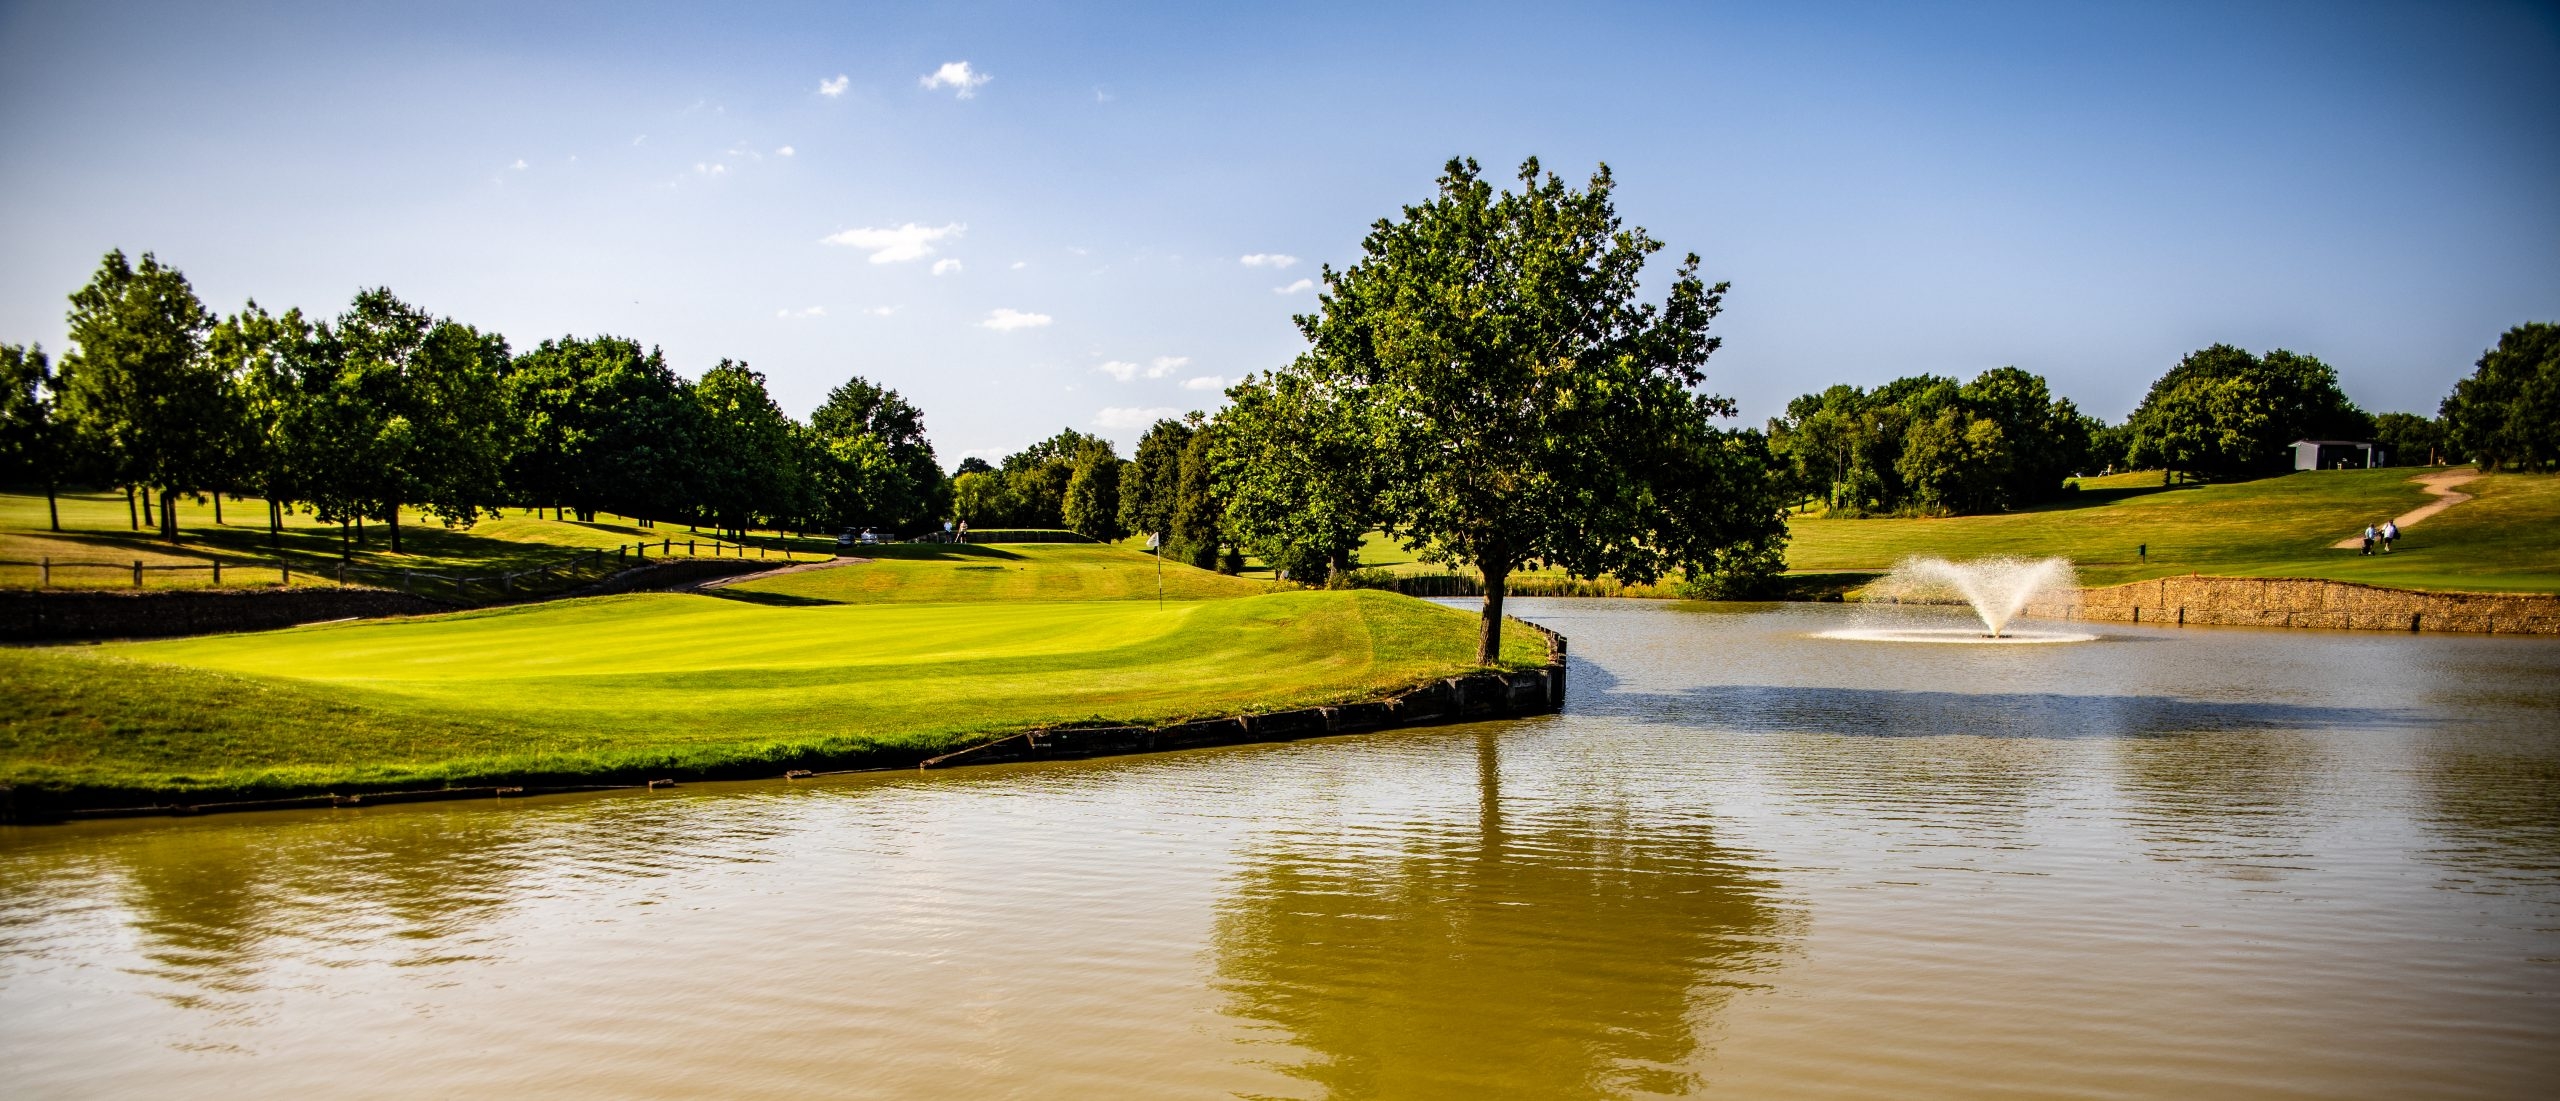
[2028,576,2560,635]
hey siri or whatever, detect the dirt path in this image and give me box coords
[691,556,866,590]
[2330,468,2479,549]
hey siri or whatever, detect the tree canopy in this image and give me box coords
[2441,322,2558,472]
[1292,156,1782,662]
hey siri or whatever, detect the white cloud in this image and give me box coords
[822,222,965,264]
[1183,375,1229,391]
[980,308,1052,331]
[819,74,850,97]
[1010,260,1027,270]
[932,258,963,276]
[776,306,827,319]
[1148,356,1188,378]
[862,305,900,317]
[1094,87,1114,103]
[920,61,991,98]
[1274,278,1313,294]
[776,145,796,157]
[510,158,528,170]
[1240,253,1299,269]
[1096,360,1140,382]
[695,162,727,176]
[1095,406,1183,429]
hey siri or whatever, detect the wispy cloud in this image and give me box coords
[1182,375,1228,391]
[694,162,728,176]
[1096,406,1183,429]
[932,258,963,276]
[1149,356,1189,378]
[822,222,965,264]
[920,61,991,98]
[1240,253,1299,269]
[1094,87,1114,103]
[1274,278,1313,294]
[819,74,850,97]
[862,305,900,317]
[1096,360,1140,382]
[1010,259,1028,270]
[510,158,528,170]
[776,145,796,157]
[980,308,1053,331]
[776,306,827,319]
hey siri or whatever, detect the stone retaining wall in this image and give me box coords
[2027,576,2560,635]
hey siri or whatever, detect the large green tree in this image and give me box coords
[290,289,512,552]
[207,302,322,542]
[2126,344,2369,480]
[1300,156,1780,662]
[2440,322,2558,472]
[690,360,802,535]
[57,250,226,540]
[1062,446,1126,540]
[1118,416,1196,541]
[504,335,697,523]
[1216,360,1381,583]
[0,343,64,530]
[808,376,946,530]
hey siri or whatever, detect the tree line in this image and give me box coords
[1761,322,2558,515]
[0,250,948,548]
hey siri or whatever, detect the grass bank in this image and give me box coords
[728,542,1275,604]
[1,545,1543,806]
[1782,468,2560,593]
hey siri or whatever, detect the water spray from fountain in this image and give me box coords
[1819,556,2095,644]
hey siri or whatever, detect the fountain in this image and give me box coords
[1817,556,2096,644]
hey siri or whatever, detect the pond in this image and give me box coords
[4,599,2556,1099]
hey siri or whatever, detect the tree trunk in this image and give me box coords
[388,505,402,553]
[356,514,365,545]
[126,485,138,529]
[45,479,58,532]
[160,489,177,543]
[1476,562,1511,665]
[213,493,224,525]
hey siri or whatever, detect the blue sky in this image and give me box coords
[3,1,2554,463]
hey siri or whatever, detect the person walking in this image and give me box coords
[2137,543,2148,564]
[2382,519,2399,553]
[2361,523,2376,556]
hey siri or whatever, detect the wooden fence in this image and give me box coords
[0,536,807,604]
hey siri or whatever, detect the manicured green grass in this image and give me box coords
[0,586,1546,802]
[732,542,1276,603]
[0,488,827,590]
[1783,468,2560,592]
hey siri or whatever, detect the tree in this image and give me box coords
[1301,156,1778,663]
[208,302,322,542]
[691,360,801,536]
[0,343,63,530]
[1896,407,2008,514]
[292,288,512,552]
[503,335,695,523]
[1062,446,1125,540]
[2440,322,2559,472]
[1118,416,1196,541]
[998,428,1106,528]
[810,376,947,530]
[1170,426,1227,571]
[2126,344,2368,479]
[1216,361,1381,582]
[950,470,1017,527]
[56,249,224,541]
[954,455,995,476]
[2370,411,2445,467]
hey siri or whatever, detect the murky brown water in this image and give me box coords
[5,600,2557,1099]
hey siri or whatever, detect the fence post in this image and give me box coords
[39,556,47,587]
[133,560,143,588]
[338,562,347,586]
[281,562,291,587]
[688,540,696,555]
[211,558,221,586]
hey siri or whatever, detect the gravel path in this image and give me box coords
[2330,468,2478,549]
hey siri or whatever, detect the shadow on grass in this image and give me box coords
[697,588,845,607]
[862,543,1028,562]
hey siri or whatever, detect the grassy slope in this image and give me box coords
[733,542,1276,603]
[1782,468,2560,593]
[1,543,1543,800]
[0,489,828,590]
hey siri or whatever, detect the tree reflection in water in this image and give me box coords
[1211,732,1796,1100]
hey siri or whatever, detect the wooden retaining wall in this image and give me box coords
[2026,576,2560,635]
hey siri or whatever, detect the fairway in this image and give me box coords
[727,541,1275,603]
[0,586,1546,801]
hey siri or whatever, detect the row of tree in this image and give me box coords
[0,250,948,547]
[1761,320,2558,516]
